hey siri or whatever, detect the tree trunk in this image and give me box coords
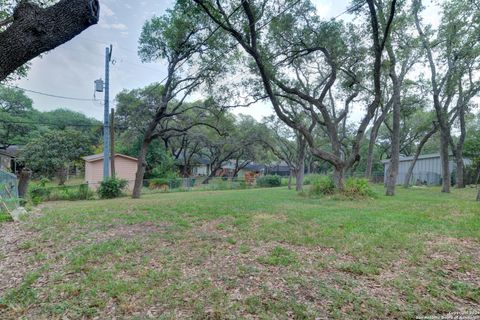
[439,132,451,193]
[295,136,306,192]
[17,168,31,198]
[333,166,345,191]
[365,109,388,179]
[0,0,99,81]
[288,170,293,190]
[477,189,480,202]
[296,162,305,192]
[456,157,464,188]
[403,124,438,188]
[385,84,401,196]
[202,167,220,184]
[57,167,67,185]
[132,140,150,199]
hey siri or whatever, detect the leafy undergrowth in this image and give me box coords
[0,186,479,319]
[0,211,11,223]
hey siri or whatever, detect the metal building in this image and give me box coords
[381,153,472,186]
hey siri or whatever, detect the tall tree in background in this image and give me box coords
[194,0,397,190]
[262,116,310,191]
[379,2,419,196]
[413,0,480,192]
[19,130,92,185]
[129,0,230,198]
[0,0,99,81]
[0,85,33,148]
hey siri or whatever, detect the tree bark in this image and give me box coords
[295,135,306,191]
[456,157,464,188]
[0,0,99,81]
[296,162,305,192]
[17,168,31,198]
[333,166,345,191]
[403,124,438,188]
[57,166,67,185]
[439,132,451,192]
[365,116,383,179]
[385,69,401,196]
[288,170,293,190]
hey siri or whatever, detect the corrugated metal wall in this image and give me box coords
[384,156,460,185]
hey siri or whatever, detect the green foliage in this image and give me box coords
[29,181,52,205]
[343,178,376,199]
[29,182,93,205]
[19,130,92,184]
[97,178,128,199]
[256,175,282,188]
[309,175,335,196]
[0,85,34,147]
[148,178,182,190]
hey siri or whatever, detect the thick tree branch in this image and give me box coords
[0,0,99,81]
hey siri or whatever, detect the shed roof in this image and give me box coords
[381,153,443,164]
[83,153,138,163]
[0,145,22,158]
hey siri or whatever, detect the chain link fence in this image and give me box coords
[0,170,19,215]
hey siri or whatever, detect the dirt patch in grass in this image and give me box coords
[0,221,46,294]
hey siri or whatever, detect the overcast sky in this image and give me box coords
[13,0,439,121]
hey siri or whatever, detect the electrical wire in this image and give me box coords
[2,84,113,104]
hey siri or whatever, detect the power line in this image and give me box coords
[3,84,112,104]
[332,0,368,20]
[0,119,102,127]
[0,118,129,129]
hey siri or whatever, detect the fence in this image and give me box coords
[0,169,19,213]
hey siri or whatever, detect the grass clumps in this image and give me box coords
[308,175,376,199]
[258,246,298,266]
[309,175,335,196]
[29,179,94,204]
[256,175,282,188]
[343,177,376,199]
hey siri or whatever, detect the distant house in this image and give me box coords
[266,161,291,176]
[176,156,211,177]
[381,153,472,186]
[0,145,21,173]
[83,153,138,190]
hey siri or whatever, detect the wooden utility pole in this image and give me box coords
[110,107,115,178]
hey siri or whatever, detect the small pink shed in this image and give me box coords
[83,153,138,190]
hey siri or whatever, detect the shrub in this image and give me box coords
[342,178,376,199]
[309,175,335,196]
[149,178,182,190]
[149,178,169,189]
[256,175,282,188]
[29,183,51,205]
[97,178,128,199]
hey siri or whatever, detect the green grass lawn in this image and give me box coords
[0,186,479,319]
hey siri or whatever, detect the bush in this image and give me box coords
[97,178,128,199]
[149,178,169,189]
[149,178,182,190]
[342,178,376,199]
[256,175,282,188]
[309,175,335,196]
[29,182,51,205]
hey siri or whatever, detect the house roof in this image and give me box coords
[0,145,22,158]
[83,153,138,162]
[176,154,211,165]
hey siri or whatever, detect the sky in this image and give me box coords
[12,0,439,122]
